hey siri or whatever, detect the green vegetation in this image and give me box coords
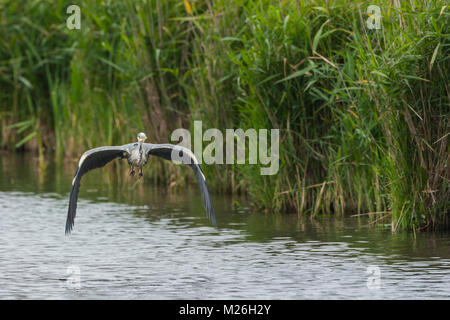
[0,0,448,231]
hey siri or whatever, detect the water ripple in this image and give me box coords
[0,191,449,299]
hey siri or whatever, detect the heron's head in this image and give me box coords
[137,132,147,143]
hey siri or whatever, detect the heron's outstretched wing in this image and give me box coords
[143,143,217,226]
[65,144,134,234]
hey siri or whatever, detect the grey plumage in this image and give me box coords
[65,138,216,234]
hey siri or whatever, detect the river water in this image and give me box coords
[0,153,449,299]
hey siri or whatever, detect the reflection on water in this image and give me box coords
[0,153,449,299]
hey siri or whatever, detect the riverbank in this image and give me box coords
[0,0,448,231]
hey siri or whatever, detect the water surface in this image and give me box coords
[0,153,449,299]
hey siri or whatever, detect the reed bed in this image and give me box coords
[0,0,448,231]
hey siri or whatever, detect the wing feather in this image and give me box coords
[144,143,217,226]
[65,145,132,234]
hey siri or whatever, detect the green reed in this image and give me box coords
[0,0,448,231]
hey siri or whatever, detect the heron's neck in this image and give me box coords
[138,140,143,151]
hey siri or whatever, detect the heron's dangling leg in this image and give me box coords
[129,165,135,177]
[138,167,143,178]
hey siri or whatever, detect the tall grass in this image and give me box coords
[0,0,448,231]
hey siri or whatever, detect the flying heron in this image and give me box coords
[65,132,216,234]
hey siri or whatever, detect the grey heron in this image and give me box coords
[65,132,216,234]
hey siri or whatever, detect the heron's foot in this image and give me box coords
[129,170,135,177]
[138,169,143,178]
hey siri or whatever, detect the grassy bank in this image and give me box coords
[0,0,448,231]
